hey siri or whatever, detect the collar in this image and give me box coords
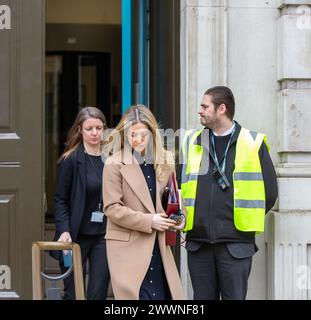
[195,121,241,146]
[212,121,236,137]
[132,150,154,165]
[77,143,86,163]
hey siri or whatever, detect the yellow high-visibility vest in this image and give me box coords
[181,127,269,233]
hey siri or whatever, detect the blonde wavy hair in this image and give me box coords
[103,105,174,181]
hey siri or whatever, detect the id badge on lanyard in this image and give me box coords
[91,203,104,223]
[91,211,104,223]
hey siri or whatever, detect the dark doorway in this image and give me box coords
[45,51,111,219]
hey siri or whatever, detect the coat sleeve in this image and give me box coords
[259,143,278,213]
[103,159,153,233]
[53,157,74,234]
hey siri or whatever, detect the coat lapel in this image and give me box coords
[77,144,87,197]
[120,150,156,214]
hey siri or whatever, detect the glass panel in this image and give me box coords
[122,0,148,110]
[45,55,62,218]
[78,55,97,109]
[131,0,148,106]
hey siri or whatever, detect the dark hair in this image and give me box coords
[59,107,107,162]
[204,86,235,120]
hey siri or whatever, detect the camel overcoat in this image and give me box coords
[103,150,185,300]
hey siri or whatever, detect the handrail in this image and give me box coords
[32,241,85,300]
[33,241,75,250]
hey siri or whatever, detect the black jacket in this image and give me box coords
[179,122,278,246]
[51,144,93,260]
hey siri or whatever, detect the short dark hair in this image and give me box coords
[204,86,235,120]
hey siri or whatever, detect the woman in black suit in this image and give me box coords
[51,107,110,300]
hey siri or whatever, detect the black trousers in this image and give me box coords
[188,243,252,300]
[60,233,110,300]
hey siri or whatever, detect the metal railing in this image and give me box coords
[32,242,85,300]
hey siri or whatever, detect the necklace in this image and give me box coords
[84,145,101,156]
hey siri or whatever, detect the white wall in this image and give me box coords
[226,0,280,300]
[227,0,280,164]
[180,0,281,300]
[181,0,311,300]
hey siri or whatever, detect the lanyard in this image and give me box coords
[86,152,103,211]
[210,123,236,172]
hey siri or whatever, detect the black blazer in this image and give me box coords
[51,143,88,260]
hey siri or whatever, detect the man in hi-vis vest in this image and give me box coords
[180,86,278,300]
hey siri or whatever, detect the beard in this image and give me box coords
[200,116,221,130]
[200,116,209,127]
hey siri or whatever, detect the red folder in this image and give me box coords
[162,173,180,246]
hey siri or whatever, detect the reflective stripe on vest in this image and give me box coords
[181,129,204,231]
[181,127,268,233]
[233,128,267,232]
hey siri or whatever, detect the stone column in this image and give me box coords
[180,0,228,131]
[180,0,228,299]
[266,0,311,299]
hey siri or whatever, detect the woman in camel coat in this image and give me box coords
[103,105,185,300]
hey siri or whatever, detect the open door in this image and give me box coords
[121,0,180,130]
[121,0,181,269]
[122,0,148,112]
[0,0,44,299]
